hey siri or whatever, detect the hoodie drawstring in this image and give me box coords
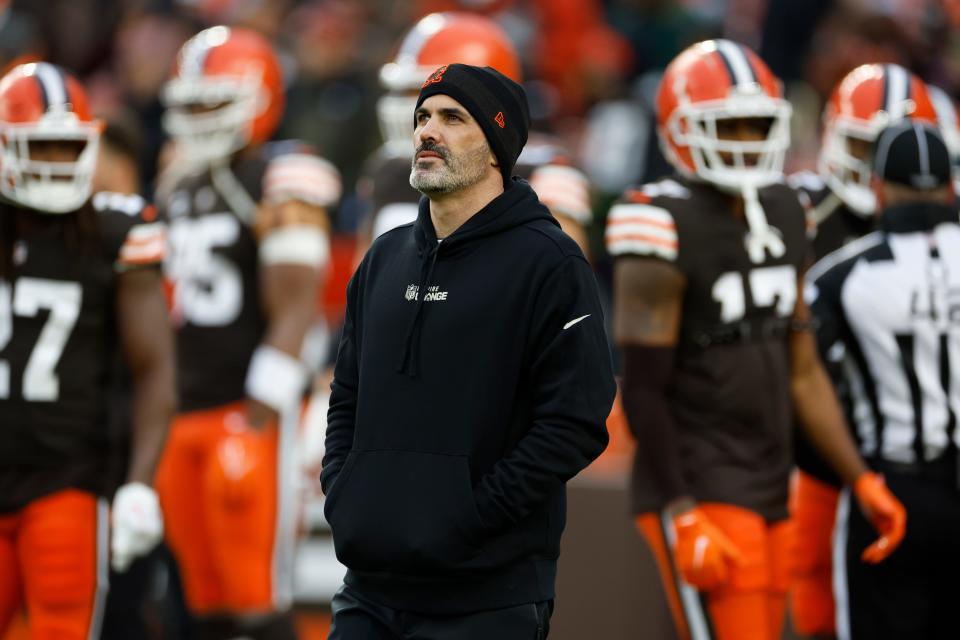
[397,242,441,377]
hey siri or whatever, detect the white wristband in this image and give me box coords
[245,345,309,412]
[259,225,330,269]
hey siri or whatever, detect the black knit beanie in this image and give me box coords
[415,63,530,185]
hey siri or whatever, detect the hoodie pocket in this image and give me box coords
[325,450,489,573]
[322,452,358,521]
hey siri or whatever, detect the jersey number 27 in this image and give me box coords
[0,278,82,401]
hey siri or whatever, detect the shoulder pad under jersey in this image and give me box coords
[605,200,678,261]
[93,192,165,270]
[262,140,342,208]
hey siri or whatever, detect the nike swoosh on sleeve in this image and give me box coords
[563,314,591,330]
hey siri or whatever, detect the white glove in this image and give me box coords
[111,482,164,573]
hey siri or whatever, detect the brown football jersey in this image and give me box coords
[607,175,809,520]
[0,193,164,512]
[789,170,876,261]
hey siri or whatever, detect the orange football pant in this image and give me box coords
[636,503,794,640]
[0,489,107,640]
[156,402,291,615]
[788,470,840,636]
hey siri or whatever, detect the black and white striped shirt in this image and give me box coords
[807,203,960,465]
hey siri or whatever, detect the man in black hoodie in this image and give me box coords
[322,63,616,639]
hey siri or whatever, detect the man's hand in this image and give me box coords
[672,508,743,590]
[853,472,906,564]
[111,482,164,573]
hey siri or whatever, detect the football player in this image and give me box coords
[607,40,906,640]
[360,11,593,258]
[0,62,174,639]
[154,26,340,640]
[792,64,937,258]
[787,64,937,639]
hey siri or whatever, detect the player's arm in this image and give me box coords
[606,195,745,588]
[615,257,743,588]
[789,277,906,563]
[613,257,689,512]
[605,198,690,512]
[789,279,867,485]
[113,249,176,573]
[117,266,177,485]
[246,152,340,427]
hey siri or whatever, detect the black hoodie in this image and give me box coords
[321,179,615,614]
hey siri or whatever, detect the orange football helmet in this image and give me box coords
[162,26,284,166]
[377,12,522,149]
[656,39,791,192]
[0,62,102,213]
[818,64,936,215]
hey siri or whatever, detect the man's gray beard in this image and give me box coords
[410,143,490,195]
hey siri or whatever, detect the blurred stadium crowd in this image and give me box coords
[1,0,960,639]
[3,0,956,231]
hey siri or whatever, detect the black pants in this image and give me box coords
[835,468,960,639]
[327,585,553,640]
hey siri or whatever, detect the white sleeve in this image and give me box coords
[262,153,342,208]
[604,202,678,261]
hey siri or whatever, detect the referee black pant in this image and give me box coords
[833,463,960,639]
[327,584,553,639]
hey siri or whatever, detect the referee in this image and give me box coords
[806,120,960,639]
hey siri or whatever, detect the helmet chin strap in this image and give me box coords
[742,183,785,264]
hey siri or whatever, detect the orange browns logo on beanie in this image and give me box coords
[494,111,505,128]
[422,64,449,88]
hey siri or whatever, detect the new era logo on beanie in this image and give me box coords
[873,121,952,190]
[415,63,530,184]
[423,65,448,88]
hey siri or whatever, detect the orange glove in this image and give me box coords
[853,472,906,564]
[672,508,744,590]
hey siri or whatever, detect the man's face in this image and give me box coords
[409,94,494,195]
[28,139,85,163]
[27,139,86,183]
[715,116,772,167]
